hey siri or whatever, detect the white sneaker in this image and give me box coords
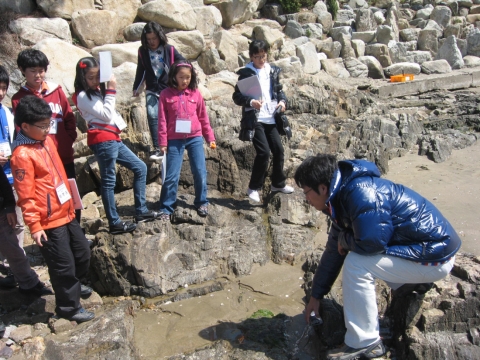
[149,149,164,161]
[247,188,260,202]
[271,185,294,194]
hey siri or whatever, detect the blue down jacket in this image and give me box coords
[311,159,462,299]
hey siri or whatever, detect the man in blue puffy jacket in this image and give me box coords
[295,154,461,360]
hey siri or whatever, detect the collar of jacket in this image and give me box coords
[12,130,42,152]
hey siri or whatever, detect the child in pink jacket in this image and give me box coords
[157,61,215,219]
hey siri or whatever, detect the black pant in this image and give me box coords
[249,122,286,190]
[42,219,90,316]
[63,162,81,223]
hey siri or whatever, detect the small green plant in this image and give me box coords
[250,309,275,319]
[278,0,316,14]
[72,37,80,45]
[327,0,339,21]
[305,28,312,37]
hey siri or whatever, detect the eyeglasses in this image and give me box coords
[31,120,54,131]
[303,188,313,196]
[252,54,267,60]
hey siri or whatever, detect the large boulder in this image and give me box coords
[421,59,452,74]
[123,23,146,42]
[405,50,433,64]
[418,29,439,55]
[0,0,36,14]
[436,35,464,69]
[384,62,421,76]
[339,33,357,59]
[400,28,421,42]
[194,5,223,38]
[253,25,285,51]
[101,0,141,30]
[33,38,90,97]
[9,17,72,46]
[302,23,324,40]
[213,0,260,28]
[284,20,305,39]
[321,41,342,59]
[376,25,396,45]
[384,5,400,41]
[320,58,351,78]
[343,57,369,77]
[430,5,452,29]
[424,19,444,37]
[317,11,333,34]
[197,48,228,75]
[388,41,409,63]
[167,30,205,60]
[213,30,238,72]
[365,43,392,67]
[352,31,376,43]
[358,55,385,79]
[296,42,320,74]
[467,27,480,56]
[137,0,197,31]
[356,8,378,32]
[71,10,118,49]
[463,55,480,67]
[330,26,353,42]
[36,0,94,20]
[91,42,141,67]
[416,6,434,20]
[113,62,141,107]
[352,39,366,57]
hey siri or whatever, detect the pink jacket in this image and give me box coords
[158,87,215,147]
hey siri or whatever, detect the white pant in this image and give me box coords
[342,252,455,348]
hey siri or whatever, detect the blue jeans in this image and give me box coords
[146,93,159,149]
[90,141,148,226]
[159,136,208,214]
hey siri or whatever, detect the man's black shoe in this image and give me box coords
[394,282,434,297]
[0,274,17,288]
[19,281,53,296]
[81,284,93,297]
[0,320,5,333]
[196,205,208,217]
[134,210,159,223]
[67,308,95,323]
[109,221,136,234]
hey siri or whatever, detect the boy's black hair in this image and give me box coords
[249,40,270,57]
[141,21,168,49]
[74,57,105,101]
[14,95,52,127]
[17,49,49,71]
[167,60,198,91]
[0,65,9,88]
[294,154,338,193]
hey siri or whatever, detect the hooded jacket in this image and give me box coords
[12,81,77,165]
[232,64,287,141]
[10,133,75,234]
[311,159,462,299]
[132,45,185,95]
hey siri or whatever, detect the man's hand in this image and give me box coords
[6,212,17,228]
[160,146,167,154]
[251,99,263,110]
[304,296,321,324]
[276,101,286,112]
[338,241,347,256]
[32,230,48,247]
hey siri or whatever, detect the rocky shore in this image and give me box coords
[0,0,480,359]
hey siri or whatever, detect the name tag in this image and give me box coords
[56,182,72,204]
[114,114,127,131]
[0,141,11,157]
[49,118,58,134]
[175,119,191,134]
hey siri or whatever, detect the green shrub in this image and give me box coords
[278,0,316,14]
[326,0,339,21]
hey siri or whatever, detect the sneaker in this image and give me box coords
[19,281,53,297]
[109,221,137,234]
[158,212,170,221]
[197,205,208,217]
[67,308,95,323]
[394,282,434,297]
[271,185,294,194]
[134,210,159,223]
[327,339,385,360]
[149,149,163,161]
[247,188,260,202]
[0,274,17,288]
[81,284,93,297]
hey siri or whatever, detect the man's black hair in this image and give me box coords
[167,60,198,90]
[0,65,9,88]
[294,154,338,193]
[17,49,49,71]
[249,40,270,56]
[14,95,52,127]
[141,21,168,49]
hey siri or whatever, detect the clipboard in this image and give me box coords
[68,178,84,210]
[236,75,262,99]
[161,155,166,184]
[99,51,113,83]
